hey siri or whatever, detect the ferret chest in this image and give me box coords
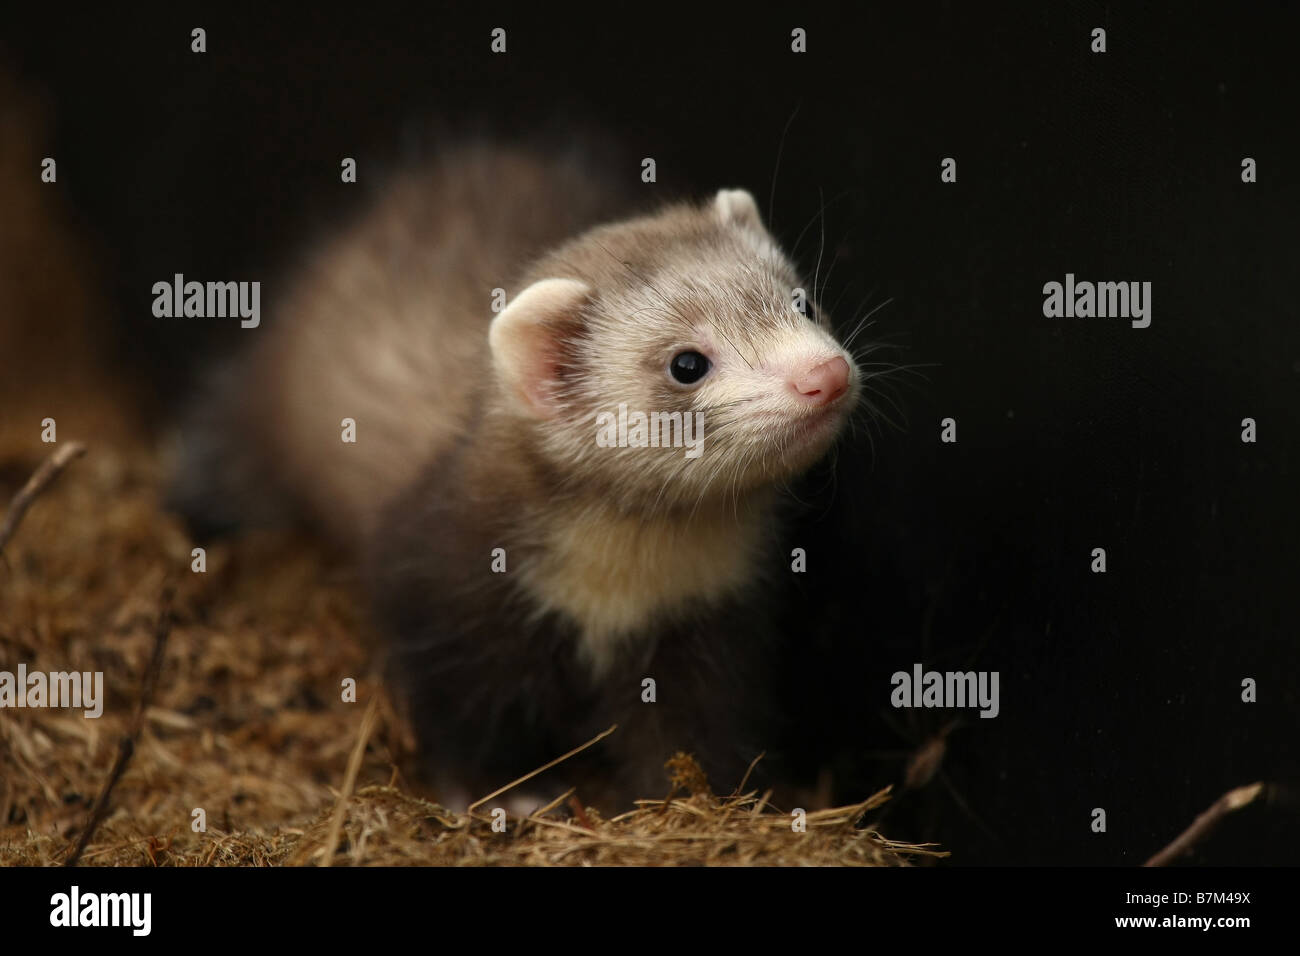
[518,505,764,673]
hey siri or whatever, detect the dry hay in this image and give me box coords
[0,430,942,867]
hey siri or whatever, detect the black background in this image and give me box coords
[4,866,1285,940]
[5,2,1298,864]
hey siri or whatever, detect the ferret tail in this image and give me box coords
[164,355,293,540]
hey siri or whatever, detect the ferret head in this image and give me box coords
[489,188,860,512]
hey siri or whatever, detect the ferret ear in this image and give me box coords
[489,277,592,418]
[714,188,763,230]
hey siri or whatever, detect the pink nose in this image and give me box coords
[791,356,850,406]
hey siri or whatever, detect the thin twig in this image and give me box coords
[64,585,173,866]
[1144,781,1265,867]
[733,751,766,797]
[318,695,380,867]
[567,795,595,830]
[467,724,617,815]
[0,441,86,555]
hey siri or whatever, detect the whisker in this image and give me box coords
[813,186,826,310]
[768,100,802,231]
[842,297,897,351]
[789,188,852,261]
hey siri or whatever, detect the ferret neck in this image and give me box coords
[517,490,776,675]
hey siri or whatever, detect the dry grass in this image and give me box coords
[0,433,941,867]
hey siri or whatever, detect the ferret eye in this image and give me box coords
[669,351,710,385]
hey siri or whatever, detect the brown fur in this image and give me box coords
[171,144,860,809]
[176,144,631,543]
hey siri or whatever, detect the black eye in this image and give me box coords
[669,351,710,384]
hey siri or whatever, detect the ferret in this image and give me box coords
[170,143,861,811]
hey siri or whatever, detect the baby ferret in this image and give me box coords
[171,144,861,811]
